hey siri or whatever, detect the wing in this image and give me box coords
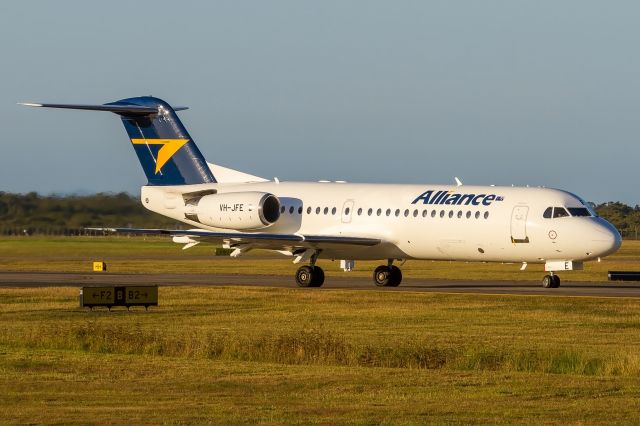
[87,227,381,252]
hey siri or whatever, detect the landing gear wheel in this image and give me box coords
[310,266,325,287]
[373,265,403,287]
[296,266,314,287]
[296,265,325,287]
[374,266,391,286]
[542,275,554,288]
[389,266,402,287]
[551,275,561,288]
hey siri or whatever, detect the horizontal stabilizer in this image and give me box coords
[21,96,210,186]
[19,102,188,115]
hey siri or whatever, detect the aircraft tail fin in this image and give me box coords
[20,97,216,186]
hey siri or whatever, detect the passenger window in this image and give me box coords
[553,207,569,218]
[307,207,311,214]
[386,209,391,216]
[448,211,453,218]
[324,207,329,215]
[422,210,428,218]
[404,209,409,217]
[357,208,362,215]
[395,209,400,217]
[289,206,294,214]
[332,207,337,215]
[440,210,445,218]
[475,211,480,219]
[368,208,373,216]
[281,206,286,214]
[431,210,436,218]
[466,211,471,219]
[377,208,382,216]
[316,207,321,214]
[484,211,489,219]
[345,207,350,215]
[413,209,418,217]
[457,211,462,218]
[543,207,552,219]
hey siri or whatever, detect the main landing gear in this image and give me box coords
[295,251,324,287]
[373,260,403,287]
[295,265,325,287]
[542,273,561,288]
[295,256,404,288]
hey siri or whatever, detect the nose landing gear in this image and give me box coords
[542,273,561,288]
[373,260,403,287]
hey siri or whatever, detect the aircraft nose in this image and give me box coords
[591,218,621,257]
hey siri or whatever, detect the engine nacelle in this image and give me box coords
[187,192,281,230]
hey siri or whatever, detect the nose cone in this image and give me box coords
[591,218,622,257]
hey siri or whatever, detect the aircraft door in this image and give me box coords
[341,200,355,223]
[511,206,529,243]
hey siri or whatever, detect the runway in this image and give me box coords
[1,271,639,297]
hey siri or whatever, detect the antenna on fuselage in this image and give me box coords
[454,177,463,187]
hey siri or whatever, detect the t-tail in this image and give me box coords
[20,96,216,186]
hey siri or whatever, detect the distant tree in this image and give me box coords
[596,202,640,239]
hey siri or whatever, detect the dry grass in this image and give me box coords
[3,286,640,377]
[1,286,640,424]
[1,237,640,423]
[2,349,640,425]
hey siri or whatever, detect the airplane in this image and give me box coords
[21,96,621,288]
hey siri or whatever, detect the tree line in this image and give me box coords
[0,192,639,238]
[596,202,640,240]
[0,192,180,235]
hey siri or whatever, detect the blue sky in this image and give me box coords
[1,1,639,205]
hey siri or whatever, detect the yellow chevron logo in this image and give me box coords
[131,138,190,174]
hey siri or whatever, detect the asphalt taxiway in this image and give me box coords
[0,271,639,297]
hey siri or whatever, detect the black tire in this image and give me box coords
[373,265,391,286]
[542,275,553,288]
[374,265,403,287]
[551,275,561,288]
[389,266,403,287]
[310,266,325,287]
[296,265,314,287]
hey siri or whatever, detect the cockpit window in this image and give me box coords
[568,207,592,217]
[583,201,598,217]
[552,207,569,218]
[544,205,594,219]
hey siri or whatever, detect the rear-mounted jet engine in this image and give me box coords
[185,192,280,230]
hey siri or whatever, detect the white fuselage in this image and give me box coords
[141,181,621,265]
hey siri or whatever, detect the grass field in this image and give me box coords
[1,237,640,424]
